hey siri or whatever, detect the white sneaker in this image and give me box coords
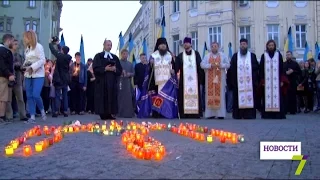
[24,119,36,124]
[41,114,47,121]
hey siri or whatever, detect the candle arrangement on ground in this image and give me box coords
[165,122,245,144]
[121,128,166,161]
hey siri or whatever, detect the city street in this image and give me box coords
[0,113,319,179]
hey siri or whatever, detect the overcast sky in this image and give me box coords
[60,1,141,61]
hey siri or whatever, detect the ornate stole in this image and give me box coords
[207,54,221,109]
[237,52,254,109]
[182,50,199,114]
[151,51,172,92]
[264,51,280,112]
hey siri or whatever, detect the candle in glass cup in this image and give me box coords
[10,140,19,149]
[220,137,226,143]
[159,145,165,155]
[144,148,152,160]
[126,142,133,151]
[35,143,43,152]
[154,149,162,160]
[227,132,232,139]
[231,135,238,144]
[137,148,144,159]
[206,135,213,143]
[81,125,87,131]
[200,133,205,141]
[43,126,49,133]
[101,124,107,131]
[68,126,74,132]
[36,129,42,136]
[132,124,136,130]
[63,127,68,133]
[204,127,208,133]
[23,145,32,156]
[48,138,54,145]
[5,145,14,156]
[120,120,124,126]
[53,135,59,143]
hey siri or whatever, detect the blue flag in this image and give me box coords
[303,42,309,61]
[79,35,85,64]
[142,38,148,56]
[60,33,65,47]
[119,31,124,51]
[137,65,155,118]
[288,27,294,52]
[151,75,178,119]
[228,42,233,59]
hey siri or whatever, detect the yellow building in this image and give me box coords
[125,1,317,61]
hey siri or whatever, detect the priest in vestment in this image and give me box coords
[201,42,230,119]
[230,38,260,119]
[175,37,204,118]
[148,38,175,118]
[92,39,122,120]
[259,40,288,119]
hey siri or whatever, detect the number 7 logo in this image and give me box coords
[292,155,308,175]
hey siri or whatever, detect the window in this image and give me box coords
[172,35,180,56]
[266,0,279,8]
[173,0,179,13]
[239,0,248,7]
[208,26,222,46]
[159,0,164,18]
[28,0,35,8]
[191,31,198,50]
[24,18,39,34]
[267,24,280,47]
[0,16,13,33]
[190,0,197,9]
[2,0,9,6]
[239,26,251,48]
[294,1,307,8]
[295,24,306,48]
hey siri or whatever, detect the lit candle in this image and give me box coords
[36,129,42,136]
[204,127,208,133]
[137,148,144,159]
[5,145,14,156]
[81,125,87,131]
[63,127,68,133]
[238,135,245,143]
[220,137,226,143]
[35,143,43,152]
[68,126,74,132]
[10,140,19,149]
[43,126,49,133]
[144,148,152,160]
[206,135,213,143]
[110,125,114,131]
[159,145,166,155]
[103,130,109,135]
[132,124,136,130]
[54,135,59,143]
[231,136,238,144]
[154,149,162,160]
[48,138,54,145]
[126,142,133,151]
[119,120,124,126]
[23,145,32,156]
[227,132,232,139]
[101,124,107,131]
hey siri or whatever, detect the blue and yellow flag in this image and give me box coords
[118,31,124,57]
[157,15,166,38]
[202,41,208,59]
[79,35,85,64]
[60,33,65,47]
[303,42,312,61]
[284,27,294,62]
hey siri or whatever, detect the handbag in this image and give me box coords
[49,85,55,98]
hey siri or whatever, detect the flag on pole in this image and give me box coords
[228,42,233,60]
[315,42,319,60]
[284,27,293,62]
[118,31,124,57]
[202,41,208,59]
[60,33,65,47]
[79,35,85,64]
[157,15,166,38]
[128,32,134,63]
[142,37,148,56]
[303,42,312,61]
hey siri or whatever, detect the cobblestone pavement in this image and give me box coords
[0,112,319,179]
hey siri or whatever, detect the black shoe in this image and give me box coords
[52,113,58,118]
[218,117,224,119]
[26,113,30,118]
[304,109,310,113]
[63,113,68,117]
[20,118,28,121]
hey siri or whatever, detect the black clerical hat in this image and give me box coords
[154,37,170,52]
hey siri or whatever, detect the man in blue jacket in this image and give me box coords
[70,52,87,115]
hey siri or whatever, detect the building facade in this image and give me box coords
[126,1,317,61]
[0,0,62,58]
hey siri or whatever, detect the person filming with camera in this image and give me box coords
[49,36,72,117]
[0,34,15,124]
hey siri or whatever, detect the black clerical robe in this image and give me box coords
[230,52,260,119]
[134,62,148,90]
[259,51,288,119]
[283,59,302,114]
[92,52,122,120]
[175,50,204,118]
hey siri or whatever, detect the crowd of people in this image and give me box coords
[1,31,320,124]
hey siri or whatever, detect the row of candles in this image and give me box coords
[4,120,125,157]
[5,125,63,156]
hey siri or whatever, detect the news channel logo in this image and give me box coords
[260,141,308,176]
